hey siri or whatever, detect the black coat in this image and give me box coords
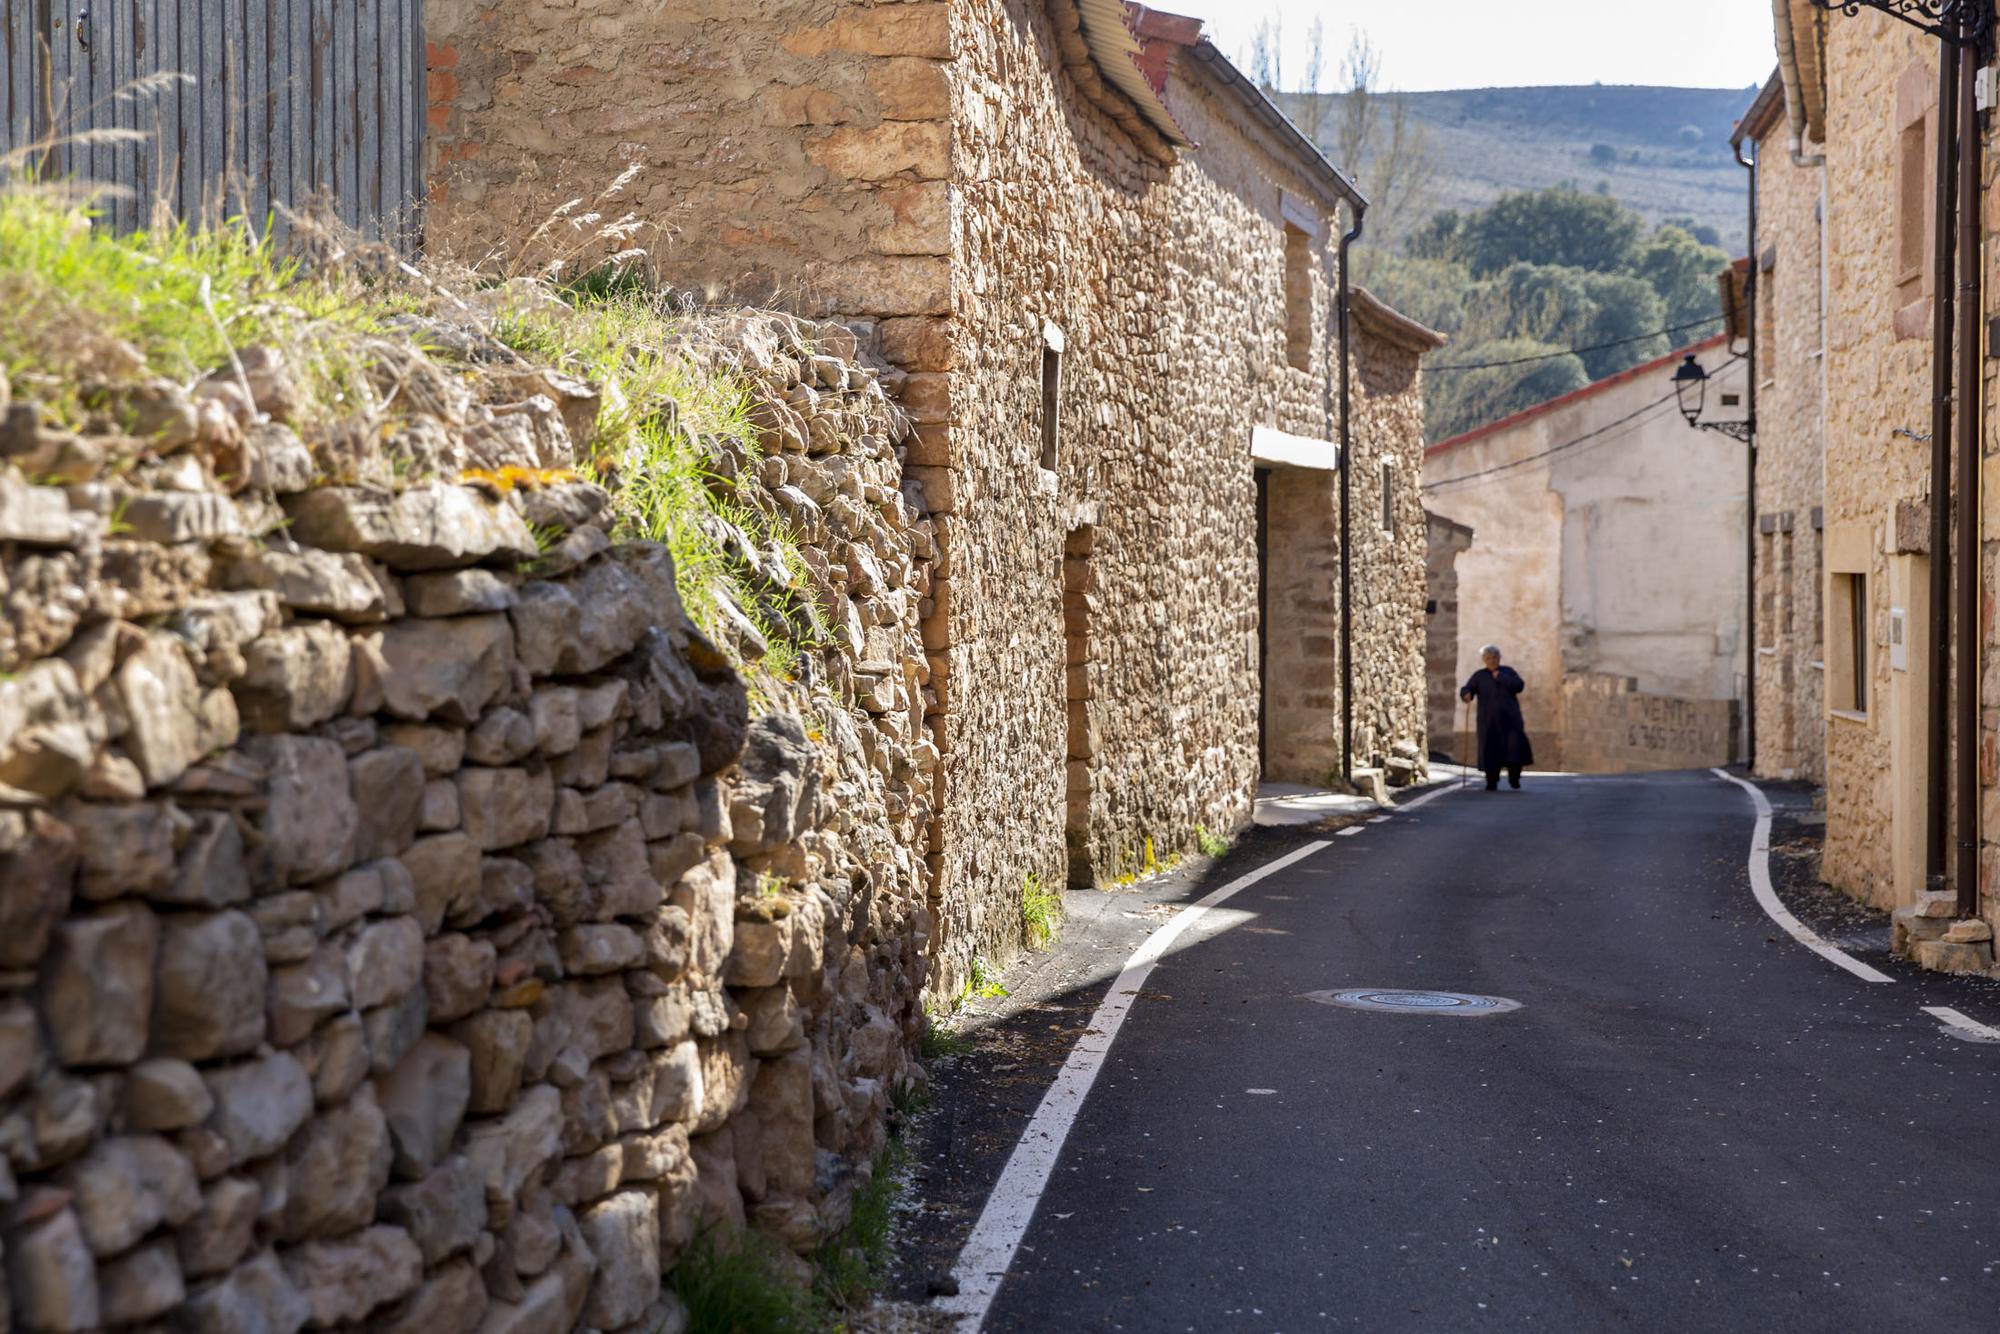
[1460,666,1534,772]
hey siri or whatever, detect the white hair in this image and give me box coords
[1480,644,1502,658]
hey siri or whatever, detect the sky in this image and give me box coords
[1173,1,1774,94]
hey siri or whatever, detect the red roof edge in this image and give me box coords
[1423,332,1730,460]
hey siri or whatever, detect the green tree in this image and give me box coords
[1406,210,1465,263]
[1629,224,1730,330]
[1352,249,1469,336]
[1426,338,1590,442]
[1459,185,1643,277]
[1661,214,1722,248]
[1571,270,1669,378]
[1458,263,1665,380]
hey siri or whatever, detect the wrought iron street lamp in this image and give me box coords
[1671,354,1754,444]
[1807,0,1991,45]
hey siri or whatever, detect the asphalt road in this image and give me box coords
[974,771,2000,1332]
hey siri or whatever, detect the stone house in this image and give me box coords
[1735,73,1828,787]
[425,1,1439,983]
[1422,339,1749,774]
[1740,1,2000,972]
[1424,510,1475,755]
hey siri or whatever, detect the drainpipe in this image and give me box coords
[1953,27,1983,918]
[1772,0,1828,168]
[1735,134,1759,770]
[1930,47,1961,897]
[1338,201,1365,786]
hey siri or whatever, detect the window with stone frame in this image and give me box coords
[1040,322,1065,473]
[1830,571,1868,714]
[1284,223,1314,371]
[1894,61,1934,311]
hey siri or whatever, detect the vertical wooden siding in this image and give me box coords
[0,0,422,245]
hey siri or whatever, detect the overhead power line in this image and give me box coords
[1425,314,1726,373]
[1419,355,1750,494]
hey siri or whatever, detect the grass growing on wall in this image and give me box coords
[0,187,826,676]
[491,294,829,680]
[0,189,391,429]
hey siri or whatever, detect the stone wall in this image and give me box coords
[428,0,1439,994]
[1559,675,1738,775]
[938,0,1415,969]
[425,0,953,325]
[0,305,933,1329]
[1814,20,1939,909]
[1745,103,1828,786]
[1348,299,1439,782]
[1426,511,1474,754]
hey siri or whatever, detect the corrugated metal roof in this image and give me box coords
[1075,0,1193,147]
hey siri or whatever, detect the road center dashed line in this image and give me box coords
[1710,768,1893,984]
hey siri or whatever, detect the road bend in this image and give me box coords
[975,771,2000,1332]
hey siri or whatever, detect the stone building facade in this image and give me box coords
[427,2,1439,986]
[1745,2,2000,972]
[1424,510,1474,756]
[1736,73,1829,787]
[1422,339,1749,774]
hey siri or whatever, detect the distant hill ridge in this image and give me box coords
[1307,83,1759,253]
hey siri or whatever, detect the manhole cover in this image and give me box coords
[1304,988,1522,1016]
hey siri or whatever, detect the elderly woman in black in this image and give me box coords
[1460,644,1534,791]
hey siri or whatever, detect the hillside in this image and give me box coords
[1308,84,1759,254]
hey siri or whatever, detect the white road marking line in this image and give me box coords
[1923,1006,2000,1042]
[1710,768,1894,984]
[1399,781,1464,813]
[1336,826,1365,837]
[1368,815,1392,824]
[934,839,1332,1330]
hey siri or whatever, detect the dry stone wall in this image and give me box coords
[0,303,931,1330]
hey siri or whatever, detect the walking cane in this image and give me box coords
[1459,697,1471,791]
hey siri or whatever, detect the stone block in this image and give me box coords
[218,547,394,622]
[579,1189,658,1328]
[457,766,554,850]
[280,1224,423,1328]
[153,909,268,1060]
[284,484,536,570]
[97,1237,184,1324]
[376,1033,471,1180]
[232,622,354,731]
[376,613,515,725]
[43,902,158,1066]
[61,1134,201,1256]
[177,1248,309,1334]
[204,1051,313,1167]
[6,1207,100,1332]
[276,1083,392,1241]
[374,1256,489,1334]
[250,733,360,885]
[178,1175,260,1277]
[1914,938,1993,974]
[348,745,427,861]
[454,1009,533,1114]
